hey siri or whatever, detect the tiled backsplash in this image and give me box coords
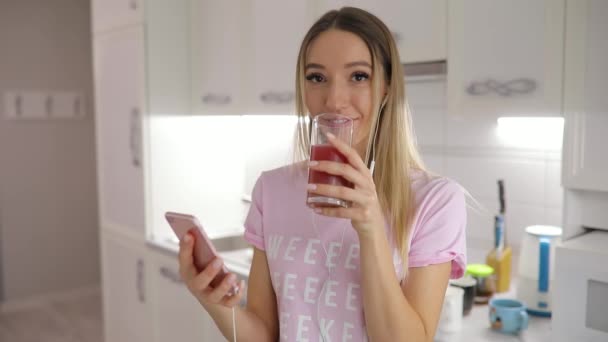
[408,79,563,251]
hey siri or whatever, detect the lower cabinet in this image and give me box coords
[148,247,226,341]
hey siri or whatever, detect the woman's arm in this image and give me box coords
[358,229,451,342]
[179,236,278,341]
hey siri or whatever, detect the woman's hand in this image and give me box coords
[178,233,246,309]
[307,132,385,236]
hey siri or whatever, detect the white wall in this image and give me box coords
[408,79,563,257]
[0,0,99,302]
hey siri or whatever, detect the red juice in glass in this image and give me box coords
[307,144,354,208]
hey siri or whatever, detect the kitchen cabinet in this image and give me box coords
[245,0,316,114]
[92,0,143,33]
[93,25,147,235]
[149,248,225,341]
[348,0,447,63]
[191,0,245,115]
[561,0,608,192]
[100,228,153,342]
[447,0,565,118]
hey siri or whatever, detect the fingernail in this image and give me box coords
[211,259,222,269]
[307,184,317,190]
[228,274,237,284]
[308,160,318,167]
[183,234,192,243]
[326,132,335,139]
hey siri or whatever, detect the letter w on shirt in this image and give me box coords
[267,235,284,260]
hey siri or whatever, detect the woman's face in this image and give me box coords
[304,29,385,156]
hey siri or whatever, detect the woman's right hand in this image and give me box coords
[178,233,246,308]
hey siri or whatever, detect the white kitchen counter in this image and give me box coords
[152,242,553,341]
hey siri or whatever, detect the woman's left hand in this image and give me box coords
[307,133,385,236]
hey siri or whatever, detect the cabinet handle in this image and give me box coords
[201,93,232,105]
[129,107,141,168]
[74,97,81,117]
[260,91,294,104]
[136,258,145,303]
[466,78,537,97]
[129,0,138,10]
[160,266,183,284]
[45,95,53,117]
[15,94,23,117]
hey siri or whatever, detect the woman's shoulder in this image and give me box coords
[255,161,307,187]
[409,168,465,203]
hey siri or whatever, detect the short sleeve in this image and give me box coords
[408,179,467,279]
[243,174,265,250]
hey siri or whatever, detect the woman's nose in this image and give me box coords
[325,82,348,113]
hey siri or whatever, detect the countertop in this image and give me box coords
[152,242,553,341]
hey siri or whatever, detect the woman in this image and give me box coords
[179,7,466,341]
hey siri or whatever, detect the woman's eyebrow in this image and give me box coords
[344,61,372,69]
[305,63,325,71]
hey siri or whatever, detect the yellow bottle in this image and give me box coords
[486,215,511,292]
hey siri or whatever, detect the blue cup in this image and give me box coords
[489,298,529,334]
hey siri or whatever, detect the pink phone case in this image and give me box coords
[164,211,238,295]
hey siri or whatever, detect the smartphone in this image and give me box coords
[164,211,238,295]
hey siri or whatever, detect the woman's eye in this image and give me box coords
[305,73,325,83]
[352,72,370,82]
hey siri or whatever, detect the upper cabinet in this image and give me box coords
[348,0,447,63]
[245,0,316,114]
[92,0,143,33]
[447,0,565,118]
[562,0,608,192]
[191,0,245,115]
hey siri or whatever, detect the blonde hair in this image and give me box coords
[293,7,427,276]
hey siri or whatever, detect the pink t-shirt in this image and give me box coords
[243,163,466,341]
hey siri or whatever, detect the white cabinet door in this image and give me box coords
[191,0,245,115]
[447,0,565,118]
[92,0,143,33]
[149,249,225,341]
[562,0,608,192]
[247,0,315,114]
[93,26,146,235]
[349,0,447,63]
[101,229,152,342]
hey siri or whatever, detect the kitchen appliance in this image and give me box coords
[552,230,608,341]
[516,225,562,316]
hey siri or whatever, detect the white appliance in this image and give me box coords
[516,225,562,316]
[552,231,608,341]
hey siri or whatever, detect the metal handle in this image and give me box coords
[136,258,145,303]
[45,95,53,117]
[15,95,22,117]
[160,266,183,284]
[466,78,537,97]
[74,97,81,117]
[259,91,294,104]
[129,107,141,168]
[201,93,232,105]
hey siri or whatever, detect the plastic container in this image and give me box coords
[466,264,495,304]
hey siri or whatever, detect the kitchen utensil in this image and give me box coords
[486,179,512,293]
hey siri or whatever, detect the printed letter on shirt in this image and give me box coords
[326,242,342,270]
[320,319,335,342]
[280,312,290,341]
[303,239,320,265]
[283,273,297,301]
[296,315,312,342]
[283,237,301,262]
[345,243,360,270]
[324,280,338,307]
[345,283,360,311]
[267,235,284,260]
[303,276,319,304]
[342,322,354,342]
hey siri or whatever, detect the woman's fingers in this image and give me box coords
[207,273,238,304]
[308,160,369,190]
[190,258,223,295]
[326,132,370,175]
[222,280,246,307]
[178,234,198,281]
[307,183,371,205]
